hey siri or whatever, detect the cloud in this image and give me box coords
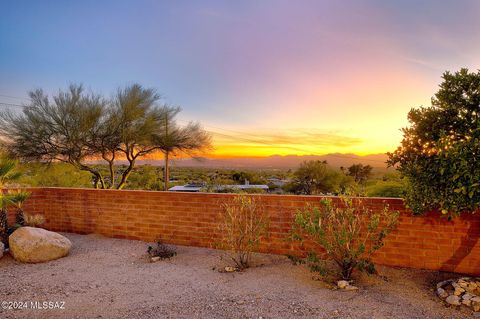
[209,128,363,156]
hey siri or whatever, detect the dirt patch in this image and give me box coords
[0,233,474,318]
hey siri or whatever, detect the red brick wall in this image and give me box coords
[18,187,480,275]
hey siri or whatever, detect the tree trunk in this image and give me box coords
[0,208,8,247]
[164,151,170,191]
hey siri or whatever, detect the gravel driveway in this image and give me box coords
[0,233,473,319]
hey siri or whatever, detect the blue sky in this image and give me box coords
[1,1,479,156]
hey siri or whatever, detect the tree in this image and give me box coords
[0,84,178,189]
[153,106,211,191]
[388,68,480,217]
[345,164,372,185]
[286,160,350,195]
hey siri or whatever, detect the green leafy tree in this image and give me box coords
[286,160,351,195]
[0,84,209,190]
[388,68,480,217]
[345,164,372,185]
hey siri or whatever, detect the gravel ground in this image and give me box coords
[0,233,474,319]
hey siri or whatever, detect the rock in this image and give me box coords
[463,293,474,300]
[9,227,71,263]
[474,302,480,312]
[462,299,472,306]
[445,295,461,306]
[436,288,449,299]
[453,287,465,296]
[472,297,480,303]
[224,266,237,272]
[150,256,161,262]
[0,242,4,259]
[344,285,359,291]
[437,280,451,289]
[337,280,349,289]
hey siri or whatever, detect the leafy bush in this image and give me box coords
[292,196,399,280]
[23,213,46,227]
[217,195,269,269]
[366,180,405,198]
[147,241,177,259]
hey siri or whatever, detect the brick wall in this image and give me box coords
[17,187,480,275]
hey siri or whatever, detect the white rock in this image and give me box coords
[9,227,71,263]
[224,266,236,272]
[150,256,161,262]
[445,295,461,306]
[344,285,359,291]
[436,288,449,299]
[437,280,451,289]
[463,293,474,300]
[337,280,349,289]
[472,297,480,303]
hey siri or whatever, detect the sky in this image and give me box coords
[1,0,480,158]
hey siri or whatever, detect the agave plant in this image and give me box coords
[0,158,30,247]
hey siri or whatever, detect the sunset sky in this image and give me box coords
[1,1,480,158]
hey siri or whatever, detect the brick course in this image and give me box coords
[14,187,480,275]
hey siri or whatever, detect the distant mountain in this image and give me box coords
[136,153,389,169]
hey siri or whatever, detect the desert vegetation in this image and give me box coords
[0,84,211,190]
[217,195,269,270]
[291,196,399,281]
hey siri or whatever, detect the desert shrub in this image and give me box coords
[292,196,399,280]
[217,195,269,269]
[23,213,46,227]
[147,241,177,259]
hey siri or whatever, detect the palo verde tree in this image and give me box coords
[388,68,480,217]
[0,84,209,190]
[153,106,211,191]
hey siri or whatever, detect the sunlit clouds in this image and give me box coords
[1,1,480,158]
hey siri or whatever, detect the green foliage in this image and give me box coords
[286,160,353,195]
[0,158,30,247]
[388,68,480,216]
[366,180,405,198]
[217,195,269,269]
[0,84,210,190]
[17,163,92,188]
[292,196,399,280]
[344,164,372,185]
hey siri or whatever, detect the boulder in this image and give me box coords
[0,242,4,259]
[9,227,71,263]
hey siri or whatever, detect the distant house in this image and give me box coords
[215,180,269,192]
[168,183,203,192]
[169,180,269,192]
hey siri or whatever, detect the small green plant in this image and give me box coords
[147,241,177,259]
[292,196,399,280]
[217,195,269,270]
[0,159,30,246]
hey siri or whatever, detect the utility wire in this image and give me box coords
[0,95,387,164]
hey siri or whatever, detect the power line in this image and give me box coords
[0,94,31,101]
[0,95,386,163]
[0,102,24,109]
